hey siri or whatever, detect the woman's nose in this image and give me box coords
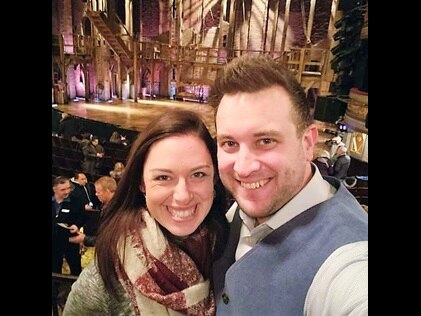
[173,179,192,203]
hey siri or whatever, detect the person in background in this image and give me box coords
[208,55,368,315]
[52,176,85,276]
[109,131,129,146]
[312,149,334,177]
[69,176,117,247]
[109,161,125,181]
[63,109,229,315]
[69,172,100,212]
[109,131,122,144]
[81,135,105,175]
[58,113,80,140]
[328,135,344,158]
[72,129,92,147]
[333,145,351,180]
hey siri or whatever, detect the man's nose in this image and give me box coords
[233,147,260,177]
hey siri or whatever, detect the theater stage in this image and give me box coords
[54,98,216,137]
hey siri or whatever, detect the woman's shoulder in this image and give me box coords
[62,263,109,315]
[63,263,134,316]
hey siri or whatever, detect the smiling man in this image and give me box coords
[209,55,368,316]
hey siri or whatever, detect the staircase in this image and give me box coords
[85,10,133,69]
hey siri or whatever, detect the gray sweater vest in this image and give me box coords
[213,179,368,315]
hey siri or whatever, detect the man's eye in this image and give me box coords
[261,138,273,145]
[222,140,236,147]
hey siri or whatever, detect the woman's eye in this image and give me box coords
[156,175,169,181]
[193,172,206,178]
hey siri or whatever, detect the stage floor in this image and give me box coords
[54,97,335,147]
[54,98,216,136]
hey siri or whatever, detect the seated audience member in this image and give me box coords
[72,130,91,147]
[109,131,129,146]
[109,161,125,180]
[333,145,351,180]
[328,135,344,157]
[58,113,79,140]
[109,131,122,144]
[312,149,334,177]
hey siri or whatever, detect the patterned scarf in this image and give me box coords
[116,210,215,316]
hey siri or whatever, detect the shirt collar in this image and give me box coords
[239,163,336,232]
[52,196,71,203]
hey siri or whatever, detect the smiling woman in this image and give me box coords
[62,109,229,316]
[141,133,215,236]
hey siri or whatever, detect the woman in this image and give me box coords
[109,131,123,144]
[63,109,229,315]
[109,161,125,180]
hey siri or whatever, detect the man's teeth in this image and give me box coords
[240,179,269,190]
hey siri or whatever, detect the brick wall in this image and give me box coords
[142,0,160,37]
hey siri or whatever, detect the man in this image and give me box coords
[209,55,368,315]
[81,135,105,175]
[69,176,116,247]
[52,176,85,276]
[70,172,100,244]
[69,172,100,212]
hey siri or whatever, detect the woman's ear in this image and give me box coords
[139,182,145,194]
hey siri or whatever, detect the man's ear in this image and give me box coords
[303,124,319,161]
